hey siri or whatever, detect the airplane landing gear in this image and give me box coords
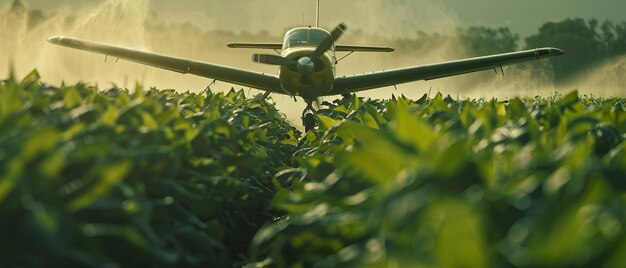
[302,112,316,132]
[302,100,317,132]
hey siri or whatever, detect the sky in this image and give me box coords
[2,0,626,37]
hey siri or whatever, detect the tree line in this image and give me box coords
[459,18,626,83]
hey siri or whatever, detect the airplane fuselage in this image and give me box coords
[278,27,336,100]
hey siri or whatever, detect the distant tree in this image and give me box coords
[525,18,604,83]
[10,0,26,12]
[457,26,519,56]
[599,20,626,57]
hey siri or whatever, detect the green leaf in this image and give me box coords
[63,87,83,109]
[317,114,339,131]
[33,203,59,234]
[99,105,119,125]
[19,69,40,88]
[558,90,580,110]
[139,111,159,131]
[394,105,436,152]
[68,160,133,212]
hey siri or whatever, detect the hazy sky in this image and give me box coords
[2,0,626,37]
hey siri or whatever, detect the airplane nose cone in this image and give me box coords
[297,57,315,74]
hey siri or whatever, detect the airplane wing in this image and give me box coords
[227,42,394,52]
[336,45,394,52]
[227,42,282,50]
[332,47,564,94]
[48,36,281,92]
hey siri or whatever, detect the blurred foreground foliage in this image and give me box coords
[251,91,626,267]
[0,70,298,267]
[2,71,626,267]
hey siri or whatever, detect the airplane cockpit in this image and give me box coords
[282,27,333,50]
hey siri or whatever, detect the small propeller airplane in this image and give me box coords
[48,0,564,131]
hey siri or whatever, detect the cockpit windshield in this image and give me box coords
[283,28,331,50]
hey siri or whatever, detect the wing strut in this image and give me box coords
[261,90,272,101]
[336,51,355,64]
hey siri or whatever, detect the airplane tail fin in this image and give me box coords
[316,0,320,27]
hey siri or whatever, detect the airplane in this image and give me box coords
[47,0,564,131]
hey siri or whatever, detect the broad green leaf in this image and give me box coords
[558,90,580,110]
[139,111,159,131]
[394,106,436,152]
[19,69,40,88]
[99,105,118,125]
[33,203,59,234]
[317,114,339,131]
[281,130,299,146]
[68,160,133,212]
[63,87,83,109]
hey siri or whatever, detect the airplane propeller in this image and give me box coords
[252,22,348,77]
[252,54,296,66]
[312,22,347,58]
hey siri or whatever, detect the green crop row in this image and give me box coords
[0,71,298,267]
[2,71,626,267]
[250,92,626,267]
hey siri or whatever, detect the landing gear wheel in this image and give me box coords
[303,113,316,132]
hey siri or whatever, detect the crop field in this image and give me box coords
[1,71,625,267]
